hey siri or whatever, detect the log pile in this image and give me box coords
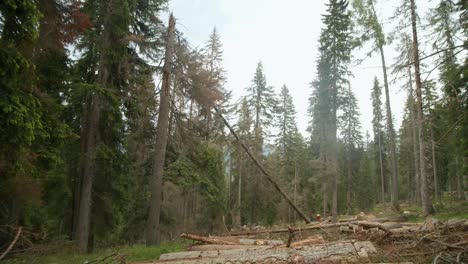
[133,217,468,264]
[140,240,379,263]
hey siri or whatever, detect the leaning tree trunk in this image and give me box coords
[146,14,176,245]
[410,0,434,216]
[378,45,399,211]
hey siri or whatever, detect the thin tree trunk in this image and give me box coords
[331,109,338,223]
[322,182,328,217]
[410,0,434,216]
[331,146,338,223]
[71,173,81,239]
[236,152,242,226]
[346,147,352,214]
[378,132,385,207]
[378,45,399,211]
[456,157,462,199]
[146,14,175,245]
[430,124,439,202]
[294,161,297,222]
[408,66,420,204]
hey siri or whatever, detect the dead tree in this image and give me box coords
[146,14,176,245]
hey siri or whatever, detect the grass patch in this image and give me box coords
[368,200,468,223]
[3,242,185,264]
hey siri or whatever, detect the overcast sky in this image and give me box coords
[164,0,438,137]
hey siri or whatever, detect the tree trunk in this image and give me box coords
[378,45,399,211]
[377,132,385,207]
[322,182,328,217]
[430,124,439,202]
[332,153,338,223]
[410,0,434,216]
[77,94,100,253]
[346,148,352,214]
[236,155,242,226]
[407,66,420,204]
[456,157,462,199]
[71,172,81,240]
[294,161,297,222]
[146,14,176,245]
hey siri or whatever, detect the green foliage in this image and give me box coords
[166,143,226,230]
[245,62,278,144]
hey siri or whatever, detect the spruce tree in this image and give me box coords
[409,0,435,216]
[352,0,399,211]
[201,27,229,142]
[371,77,387,206]
[339,86,363,213]
[244,62,277,223]
[276,85,298,168]
[309,0,352,222]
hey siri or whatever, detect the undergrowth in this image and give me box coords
[3,242,184,264]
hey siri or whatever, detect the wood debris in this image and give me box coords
[132,217,467,264]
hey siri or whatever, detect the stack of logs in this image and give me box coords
[135,218,468,264]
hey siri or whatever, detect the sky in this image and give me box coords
[163,0,439,137]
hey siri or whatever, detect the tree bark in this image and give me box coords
[378,45,399,211]
[408,65,420,203]
[346,146,352,214]
[332,154,338,223]
[377,131,385,207]
[409,0,434,216]
[430,125,439,202]
[77,94,100,253]
[235,146,242,227]
[294,161,297,222]
[146,14,176,245]
[456,157,462,199]
[322,182,328,217]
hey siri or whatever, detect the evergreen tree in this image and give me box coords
[246,62,277,151]
[353,0,400,211]
[355,133,376,210]
[339,86,363,213]
[276,85,298,168]
[201,27,229,142]
[244,62,277,223]
[409,0,435,216]
[276,84,299,221]
[370,77,387,206]
[309,0,352,222]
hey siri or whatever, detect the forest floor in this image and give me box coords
[2,242,185,264]
[3,201,468,264]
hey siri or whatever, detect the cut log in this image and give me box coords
[136,241,377,264]
[287,235,326,248]
[180,233,238,245]
[229,222,355,236]
[188,244,271,251]
[357,221,390,232]
[180,233,283,246]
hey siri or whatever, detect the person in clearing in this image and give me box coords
[315,214,321,222]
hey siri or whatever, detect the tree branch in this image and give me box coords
[0,227,22,261]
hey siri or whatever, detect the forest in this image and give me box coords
[0,0,467,263]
